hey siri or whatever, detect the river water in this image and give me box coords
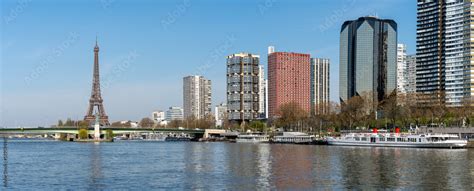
[2,139,473,190]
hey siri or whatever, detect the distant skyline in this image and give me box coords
[1,0,416,126]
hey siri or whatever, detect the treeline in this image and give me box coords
[272,92,474,134]
[56,118,88,128]
[135,115,216,129]
[133,114,268,131]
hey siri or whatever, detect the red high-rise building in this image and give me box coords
[268,51,311,118]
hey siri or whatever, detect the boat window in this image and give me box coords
[419,138,421,142]
[355,137,360,141]
[361,137,367,141]
[387,138,395,142]
[379,138,385,141]
[397,138,402,142]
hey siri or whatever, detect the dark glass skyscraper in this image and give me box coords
[339,16,397,104]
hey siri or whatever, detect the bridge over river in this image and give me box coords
[0,127,206,138]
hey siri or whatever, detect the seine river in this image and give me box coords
[1,140,473,190]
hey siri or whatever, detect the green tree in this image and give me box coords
[105,129,114,139]
[249,121,267,132]
[78,128,88,139]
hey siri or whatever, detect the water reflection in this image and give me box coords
[179,144,473,190]
[184,143,209,189]
[3,141,474,190]
[312,146,339,187]
[256,144,271,189]
[469,150,474,189]
[333,147,471,190]
[271,145,313,190]
[89,143,104,190]
[2,136,7,188]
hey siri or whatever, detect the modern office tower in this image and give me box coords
[226,53,261,123]
[406,55,417,94]
[258,65,266,118]
[214,103,228,127]
[339,16,397,104]
[311,58,330,115]
[165,106,184,121]
[183,75,211,119]
[417,0,473,106]
[397,44,408,94]
[268,51,311,118]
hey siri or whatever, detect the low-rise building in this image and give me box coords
[166,106,184,121]
[152,110,167,126]
[215,103,227,128]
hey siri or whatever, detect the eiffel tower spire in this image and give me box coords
[84,39,110,126]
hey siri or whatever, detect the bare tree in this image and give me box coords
[167,120,183,128]
[111,121,132,128]
[276,102,309,132]
[139,117,155,128]
[380,91,402,128]
[341,95,366,129]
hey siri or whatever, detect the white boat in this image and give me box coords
[236,134,270,143]
[273,132,315,144]
[327,132,467,148]
[144,133,166,141]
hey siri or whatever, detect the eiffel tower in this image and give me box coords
[84,39,110,126]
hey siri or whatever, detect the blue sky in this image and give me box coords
[1,0,416,127]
